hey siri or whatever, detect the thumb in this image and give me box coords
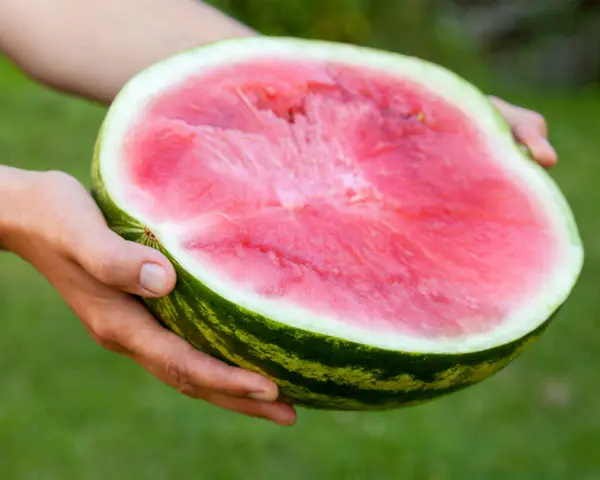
[64,210,177,298]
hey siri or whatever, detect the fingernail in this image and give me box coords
[248,391,276,402]
[139,263,168,295]
[278,418,296,427]
[275,409,297,427]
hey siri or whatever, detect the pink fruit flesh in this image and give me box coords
[124,59,558,338]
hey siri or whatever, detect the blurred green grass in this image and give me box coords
[1,51,600,479]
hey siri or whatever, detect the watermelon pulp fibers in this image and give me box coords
[92,37,583,410]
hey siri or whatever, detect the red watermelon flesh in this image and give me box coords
[123,59,558,339]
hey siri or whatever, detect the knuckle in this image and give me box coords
[88,319,120,351]
[530,111,547,128]
[33,171,84,251]
[92,252,119,284]
[179,383,201,399]
[164,354,194,393]
[38,170,79,193]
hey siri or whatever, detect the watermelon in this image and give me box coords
[91,37,583,410]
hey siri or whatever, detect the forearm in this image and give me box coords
[0,0,255,104]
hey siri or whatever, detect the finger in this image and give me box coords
[512,125,558,168]
[72,224,177,298]
[49,180,176,297]
[489,97,556,168]
[104,296,280,401]
[51,258,282,405]
[129,328,280,402]
[202,391,297,426]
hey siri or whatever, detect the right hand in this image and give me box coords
[0,167,296,426]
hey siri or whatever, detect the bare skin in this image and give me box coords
[0,0,557,427]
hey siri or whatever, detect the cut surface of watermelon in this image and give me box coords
[97,37,582,354]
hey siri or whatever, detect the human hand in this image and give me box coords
[489,96,558,168]
[0,167,296,426]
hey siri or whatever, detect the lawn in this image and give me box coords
[1,55,599,479]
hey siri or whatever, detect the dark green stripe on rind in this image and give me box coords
[91,133,561,410]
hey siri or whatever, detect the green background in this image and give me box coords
[1,2,599,478]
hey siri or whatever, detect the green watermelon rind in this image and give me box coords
[91,37,583,410]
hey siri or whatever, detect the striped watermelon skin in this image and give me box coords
[91,142,559,410]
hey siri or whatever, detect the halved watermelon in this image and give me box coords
[91,37,584,410]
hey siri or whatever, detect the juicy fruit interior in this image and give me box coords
[123,59,558,339]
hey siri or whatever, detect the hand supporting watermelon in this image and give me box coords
[0,166,297,426]
[489,96,558,168]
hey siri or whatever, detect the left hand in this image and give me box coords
[489,96,558,168]
[0,168,296,427]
